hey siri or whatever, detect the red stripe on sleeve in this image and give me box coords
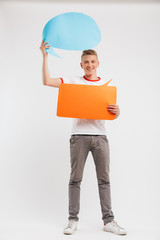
[60,78,64,84]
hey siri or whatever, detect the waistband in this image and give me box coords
[71,134,105,137]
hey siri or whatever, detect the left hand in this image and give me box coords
[107,104,120,119]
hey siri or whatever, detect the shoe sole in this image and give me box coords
[63,227,77,235]
[103,228,127,235]
[63,232,73,235]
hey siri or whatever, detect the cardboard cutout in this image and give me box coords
[42,12,101,58]
[57,79,117,120]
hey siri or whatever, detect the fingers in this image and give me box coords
[107,104,119,110]
[108,104,118,108]
[40,39,50,54]
[42,38,48,44]
[108,110,117,114]
[41,38,49,47]
[107,105,119,114]
[107,106,115,109]
[107,106,116,111]
[42,42,49,46]
[107,109,116,113]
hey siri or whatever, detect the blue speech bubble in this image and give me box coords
[42,12,101,58]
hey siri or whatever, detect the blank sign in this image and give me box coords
[57,82,117,120]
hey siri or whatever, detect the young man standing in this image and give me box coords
[40,39,127,236]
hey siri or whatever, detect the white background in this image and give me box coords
[0,1,160,240]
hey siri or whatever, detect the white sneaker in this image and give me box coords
[103,220,127,235]
[63,220,78,235]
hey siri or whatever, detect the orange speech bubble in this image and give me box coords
[57,79,117,120]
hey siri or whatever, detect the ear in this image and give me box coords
[80,62,83,68]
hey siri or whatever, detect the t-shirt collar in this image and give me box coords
[83,75,101,82]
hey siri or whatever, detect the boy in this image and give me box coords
[40,39,127,235]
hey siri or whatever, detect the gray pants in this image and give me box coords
[68,134,114,224]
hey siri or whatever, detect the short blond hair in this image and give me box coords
[81,49,98,60]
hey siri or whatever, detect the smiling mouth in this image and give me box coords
[87,68,94,71]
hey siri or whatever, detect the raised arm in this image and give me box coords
[40,39,62,88]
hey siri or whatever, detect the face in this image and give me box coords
[80,55,99,76]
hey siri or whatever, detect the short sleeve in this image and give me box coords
[59,77,71,84]
[59,75,79,84]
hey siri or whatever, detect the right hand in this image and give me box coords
[40,38,50,56]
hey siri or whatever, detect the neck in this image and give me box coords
[84,73,98,80]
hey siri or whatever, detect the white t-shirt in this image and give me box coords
[60,75,111,135]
